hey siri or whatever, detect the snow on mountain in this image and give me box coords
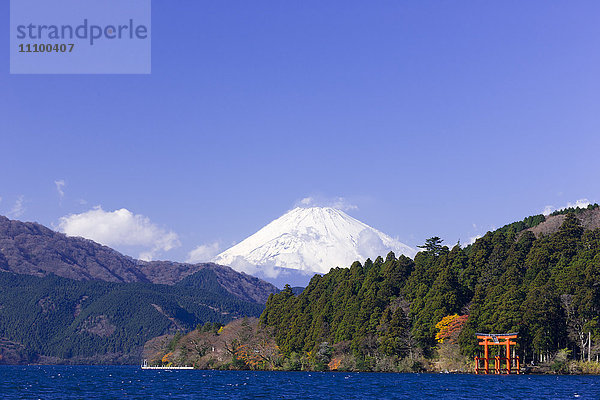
[213,207,416,276]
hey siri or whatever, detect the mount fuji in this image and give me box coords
[213,207,415,285]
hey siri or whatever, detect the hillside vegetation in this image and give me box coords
[143,318,279,370]
[0,269,265,364]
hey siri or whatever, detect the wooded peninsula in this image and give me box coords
[145,205,600,374]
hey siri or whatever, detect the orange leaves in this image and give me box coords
[233,342,281,369]
[234,344,258,368]
[435,314,468,344]
[162,352,173,363]
[328,357,342,371]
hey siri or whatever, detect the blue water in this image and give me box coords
[0,366,598,399]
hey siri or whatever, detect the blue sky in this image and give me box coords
[1,1,599,262]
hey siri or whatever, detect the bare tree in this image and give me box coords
[561,294,591,361]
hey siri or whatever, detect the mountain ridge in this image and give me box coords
[527,205,600,237]
[0,215,277,304]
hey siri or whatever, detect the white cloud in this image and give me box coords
[58,206,180,261]
[467,235,482,245]
[226,257,285,279]
[542,205,554,216]
[356,229,389,259]
[187,242,221,264]
[227,256,260,275]
[55,180,66,200]
[566,199,591,209]
[296,196,358,211]
[213,255,285,279]
[9,196,25,218]
[299,197,313,206]
[542,198,591,216]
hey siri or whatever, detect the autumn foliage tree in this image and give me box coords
[435,314,469,371]
[436,314,469,344]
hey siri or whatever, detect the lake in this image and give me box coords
[0,366,598,399]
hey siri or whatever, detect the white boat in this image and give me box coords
[141,359,194,370]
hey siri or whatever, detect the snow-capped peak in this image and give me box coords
[213,206,415,275]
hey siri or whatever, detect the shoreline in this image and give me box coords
[2,364,600,376]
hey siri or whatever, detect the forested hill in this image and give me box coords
[0,268,265,364]
[492,203,600,238]
[0,215,277,303]
[261,208,600,372]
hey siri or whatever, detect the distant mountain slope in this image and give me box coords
[136,261,276,303]
[0,269,265,364]
[527,205,600,237]
[0,215,146,282]
[0,216,277,304]
[483,204,600,241]
[214,207,415,275]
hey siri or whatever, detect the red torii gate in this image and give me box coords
[474,333,520,374]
